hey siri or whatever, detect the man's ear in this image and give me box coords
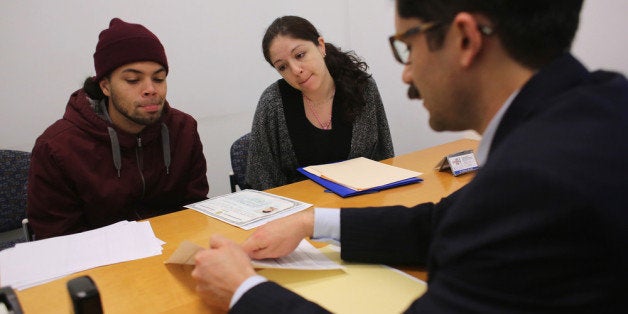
[99,79,111,97]
[452,12,485,68]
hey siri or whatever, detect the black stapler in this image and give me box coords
[67,276,103,314]
[0,286,23,314]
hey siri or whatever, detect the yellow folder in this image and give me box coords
[303,157,421,191]
[259,246,427,314]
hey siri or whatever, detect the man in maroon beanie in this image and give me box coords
[26,18,209,239]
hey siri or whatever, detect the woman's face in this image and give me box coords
[268,35,330,94]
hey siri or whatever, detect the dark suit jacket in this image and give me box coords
[234,54,628,313]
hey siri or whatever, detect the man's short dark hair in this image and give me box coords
[83,76,107,100]
[396,0,584,69]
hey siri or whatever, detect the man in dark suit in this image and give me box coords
[192,1,628,313]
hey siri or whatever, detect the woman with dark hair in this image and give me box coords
[246,15,394,190]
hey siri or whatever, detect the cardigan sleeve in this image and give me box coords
[246,83,290,190]
[368,78,395,160]
[348,77,395,160]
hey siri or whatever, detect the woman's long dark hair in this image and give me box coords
[262,15,371,123]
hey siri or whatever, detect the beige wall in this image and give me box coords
[1,0,626,196]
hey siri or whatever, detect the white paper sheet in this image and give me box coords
[251,240,345,270]
[0,221,164,290]
[165,239,344,270]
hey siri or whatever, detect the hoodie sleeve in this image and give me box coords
[182,119,209,202]
[26,140,87,239]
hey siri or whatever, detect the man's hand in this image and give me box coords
[242,210,315,260]
[191,235,256,311]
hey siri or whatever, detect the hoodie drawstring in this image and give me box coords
[161,123,171,175]
[106,124,171,178]
[107,127,122,178]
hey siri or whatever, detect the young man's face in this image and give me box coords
[99,61,167,134]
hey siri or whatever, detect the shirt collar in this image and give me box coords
[476,90,520,166]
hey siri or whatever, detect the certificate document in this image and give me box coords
[185,190,311,229]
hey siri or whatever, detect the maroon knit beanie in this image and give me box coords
[93,18,168,82]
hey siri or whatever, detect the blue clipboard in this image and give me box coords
[297,167,423,198]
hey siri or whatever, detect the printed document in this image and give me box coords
[185,190,311,230]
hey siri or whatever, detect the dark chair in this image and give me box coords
[0,150,31,250]
[229,133,251,192]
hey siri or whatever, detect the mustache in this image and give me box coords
[407,84,421,100]
[137,98,165,106]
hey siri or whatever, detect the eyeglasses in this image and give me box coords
[389,22,494,65]
[389,22,440,65]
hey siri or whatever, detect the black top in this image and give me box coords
[279,79,352,168]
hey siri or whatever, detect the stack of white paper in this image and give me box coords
[0,220,164,290]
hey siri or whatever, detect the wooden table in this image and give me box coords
[15,139,478,313]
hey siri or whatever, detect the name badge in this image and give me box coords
[436,150,479,176]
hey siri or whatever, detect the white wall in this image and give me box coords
[1,0,626,197]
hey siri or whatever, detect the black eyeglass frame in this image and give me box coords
[388,22,439,65]
[389,22,493,65]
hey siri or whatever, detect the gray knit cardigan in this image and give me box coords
[246,78,394,190]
